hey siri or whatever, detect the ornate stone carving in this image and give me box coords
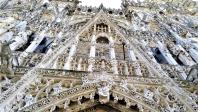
[0,41,14,74]
[187,64,198,83]
[0,0,198,111]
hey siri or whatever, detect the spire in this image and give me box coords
[121,0,129,8]
[99,3,104,10]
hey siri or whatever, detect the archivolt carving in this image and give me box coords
[18,82,182,112]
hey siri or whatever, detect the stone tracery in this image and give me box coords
[0,0,198,111]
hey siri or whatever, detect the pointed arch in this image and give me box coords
[20,82,160,112]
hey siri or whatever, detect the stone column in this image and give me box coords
[12,56,19,66]
[189,48,198,63]
[177,45,195,66]
[77,58,82,71]
[89,35,96,58]
[110,44,116,59]
[128,46,137,61]
[109,38,118,74]
[108,26,111,33]
[124,62,129,76]
[64,42,77,70]
[88,35,96,72]
[157,41,178,65]
[128,45,142,76]
[88,59,94,72]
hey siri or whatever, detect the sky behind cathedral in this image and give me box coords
[80,0,122,9]
[80,0,198,9]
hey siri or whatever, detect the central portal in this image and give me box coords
[80,104,121,112]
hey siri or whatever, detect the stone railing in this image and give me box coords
[13,66,166,86]
[13,59,154,78]
[12,51,45,67]
[13,67,88,78]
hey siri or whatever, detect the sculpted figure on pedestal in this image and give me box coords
[187,64,198,83]
[98,81,111,104]
[24,94,36,107]
[9,31,28,51]
[0,40,14,75]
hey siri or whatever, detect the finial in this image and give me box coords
[121,0,129,8]
[99,3,104,10]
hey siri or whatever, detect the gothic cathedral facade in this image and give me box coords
[0,0,198,112]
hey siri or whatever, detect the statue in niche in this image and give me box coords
[187,64,198,84]
[98,81,111,104]
[0,40,14,75]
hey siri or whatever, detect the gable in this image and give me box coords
[76,10,129,44]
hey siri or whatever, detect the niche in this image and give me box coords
[34,37,53,53]
[151,47,169,64]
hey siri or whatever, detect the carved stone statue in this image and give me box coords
[187,64,198,83]
[0,40,14,74]
[9,31,28,51]
[24,94,35,107]
[98,81,112,104]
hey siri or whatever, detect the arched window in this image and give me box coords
[96,23,108,32]
[96,37,109,44]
